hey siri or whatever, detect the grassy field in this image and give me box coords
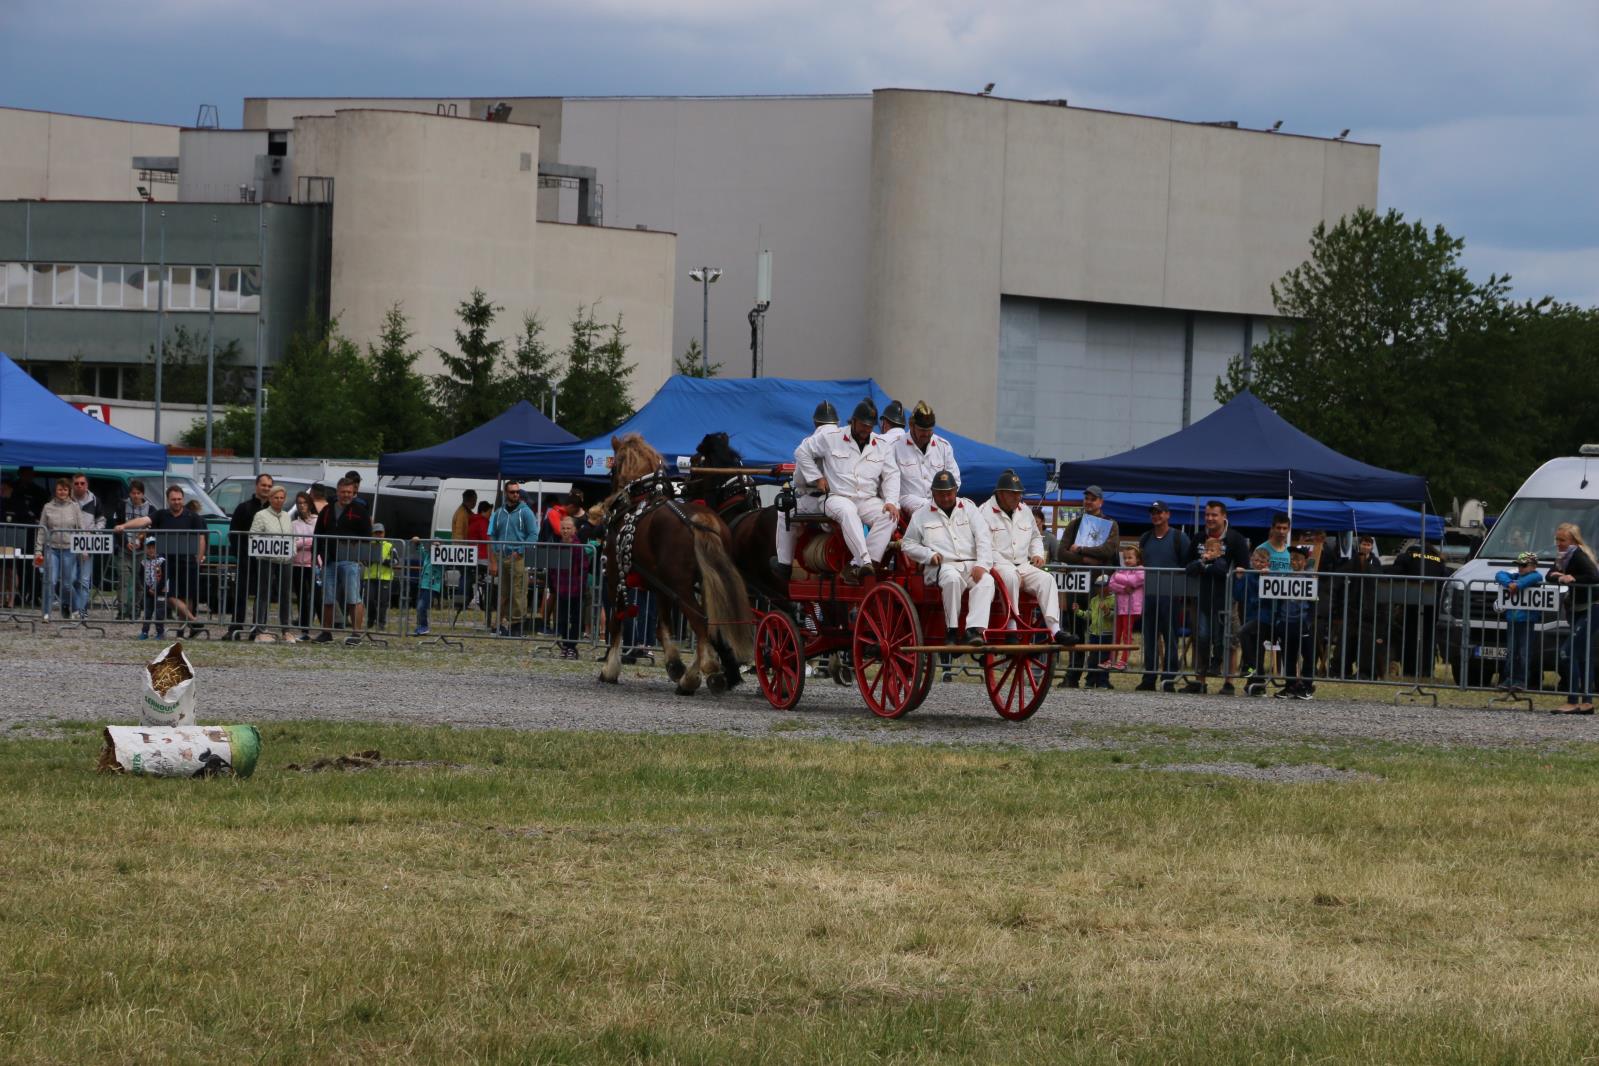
[3,723,1599,1064]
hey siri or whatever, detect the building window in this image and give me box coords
[53,264,75,306]
[101,265,123,308]
[3,262,257,312]
[32,264,53,305]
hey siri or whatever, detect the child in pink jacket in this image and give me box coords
[1104,544,1144,670]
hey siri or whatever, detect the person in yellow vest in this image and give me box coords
[363,522,396,631]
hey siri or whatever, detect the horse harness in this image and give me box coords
[607,469,698,612]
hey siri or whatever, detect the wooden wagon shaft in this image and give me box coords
[899,643,1140,654]
[688,465,789,477]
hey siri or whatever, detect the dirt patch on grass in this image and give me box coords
[284,749,467,773]
[1143,760,1382,784]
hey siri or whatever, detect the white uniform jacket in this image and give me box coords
[796,428,899,503]
[791,422,837,495]
[981,498,1045,565]
[901,499,992,576]
[895,434,961,506]
[878,426,906,450]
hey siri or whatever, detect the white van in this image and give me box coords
[1439,448,1599,685]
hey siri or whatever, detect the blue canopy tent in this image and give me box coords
[1039,490,1443,538]
[1056,391,1426,502]
[1056,391,1431,539]
[377,400,576,479]
[0,353,166,471]
[498,376,1051,492]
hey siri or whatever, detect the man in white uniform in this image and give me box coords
[981,469,1070,646]
[895,401,961,515]
[878,400,906,450]
[772,400,839,581]
[901,470,994,645]
[795,400,899,583]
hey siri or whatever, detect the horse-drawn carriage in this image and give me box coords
[597,431,1064,720]
[748,512,1060,720]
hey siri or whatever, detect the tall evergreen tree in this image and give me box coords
[432,288,505,437]
[364,303,440,451]
[497,312,561,412]
[557,305,636,440]
[672,338,721,378]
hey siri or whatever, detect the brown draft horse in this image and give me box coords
[685,432,786,603]
[599,434,754,694]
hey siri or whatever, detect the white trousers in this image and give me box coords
[775,493,825,564]
[928,561,995,632]
[992,560,1061,630]
[900,494,931,516]
[822,495,891,566]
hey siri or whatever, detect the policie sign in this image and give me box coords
[1259,574,1319,601]
[1053,570,1090,594]
[247,535,294,560]
[1496,583,1559,613]
[430,543,479,568]
[68,531,114,555]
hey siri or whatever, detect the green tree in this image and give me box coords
[1215,206,1553,505]
[364,303,441,452]
[497,312,561,411]
[188,317,377,459]
[432,288,505,437]
[556,304,636,440]
[127,325,250,406]
[672,338,721,378]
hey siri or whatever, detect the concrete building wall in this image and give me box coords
[245,97,471,130]
[996,295,1281,464]
[868,89,1379,443]
[532,220,676,402]
[0,106,179,202]
[557,96,874,380]
[323,110,541,377]
[177,129,268,203]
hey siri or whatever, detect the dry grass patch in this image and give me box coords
[1,723,1598,1063]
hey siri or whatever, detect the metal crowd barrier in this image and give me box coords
[8,514,1597,703]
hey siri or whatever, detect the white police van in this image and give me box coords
[1439,447,1599,686]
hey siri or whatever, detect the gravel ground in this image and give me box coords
[1,628,1594,759]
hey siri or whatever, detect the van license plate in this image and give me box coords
[1474,645,1507,660]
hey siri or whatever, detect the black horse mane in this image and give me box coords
[693,432,743,468]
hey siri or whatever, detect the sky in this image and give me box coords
[3,0,1595,306]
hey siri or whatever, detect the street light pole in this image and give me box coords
[688,267,722,373]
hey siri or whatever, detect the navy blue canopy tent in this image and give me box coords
[1057,391,1426,502]
[1040,489,1443,538]
[498,376,1051,492]
[0,352,166,471]
[378,400,576,479]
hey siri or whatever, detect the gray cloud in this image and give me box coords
[4,0,1595,302]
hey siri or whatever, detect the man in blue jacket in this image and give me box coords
[489,481,538,637]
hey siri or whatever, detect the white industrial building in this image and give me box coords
[1,91,1378,460]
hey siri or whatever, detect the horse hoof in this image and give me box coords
[597,672,619,685]
[706,673,727,694]
[666,660,686,682]
[675,684,700,697]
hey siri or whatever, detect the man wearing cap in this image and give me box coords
[1136,500,1191,691]
[894,402,960,516]
[795,400,899,583]
[902,470,993,645]
[878,401,907,449]
[773,400,841,580]
[981,469,1069,645]
[1056,486,1122,688]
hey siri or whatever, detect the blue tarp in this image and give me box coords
[0,353,167,471]
[1040,489,1443,538]
[378,400,576,478]
[1057,391,1427,502]
[498,376,1052,492]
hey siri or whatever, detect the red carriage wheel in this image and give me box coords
[904,647,936,713]
[982,646,1057,721]
[753,611,806,711]
[852,583,926,718]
